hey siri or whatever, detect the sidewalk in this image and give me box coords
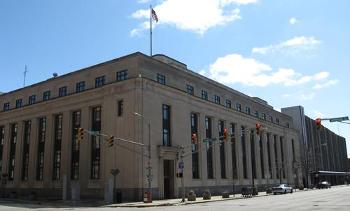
[107,191,270,208]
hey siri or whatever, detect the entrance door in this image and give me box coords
[163,160,174,199]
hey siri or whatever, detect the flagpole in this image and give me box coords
[150,5,152,56]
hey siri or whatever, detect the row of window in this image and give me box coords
[2,70,128,111]
[0,105,108,181]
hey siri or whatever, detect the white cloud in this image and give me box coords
[131,0,257,35]
[206,53,331,87]
[312,79,339,90]
[289,17,297,25]
[313,110,325,118]
[300,93,315,100]
[252,36,321,55]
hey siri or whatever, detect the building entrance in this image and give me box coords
[163,160,174,199]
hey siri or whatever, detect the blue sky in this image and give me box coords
[1,0,349,156]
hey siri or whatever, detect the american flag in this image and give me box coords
[151,8,158,22]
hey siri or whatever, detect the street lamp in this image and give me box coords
[134,112,152,203]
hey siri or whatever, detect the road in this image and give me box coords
[1,186,350,211]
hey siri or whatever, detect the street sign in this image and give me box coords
[178,161,184,169]
[329,116,349,122]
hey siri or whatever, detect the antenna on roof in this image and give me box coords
[23,65,28,87]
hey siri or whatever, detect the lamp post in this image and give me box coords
[134,112,152,203]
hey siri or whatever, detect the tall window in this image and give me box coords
[3,102,10,111]
[95,76,105,88]
[0,126,4,179]
[117,100,123,117]
[241,126,247,178]
[266,133,272,179]
[116,70,128,81]
[37,117,46,180]
[162,104,171,146]
[219,120,226,178]
[22,121,31,181]
[276,118,280,125]
[43,90,50,101]
[230,123,237,179]
[214,95,220,104]
[53,114,63,180]
[273,135,279,179]
[246,107,251,115]
[250,130,256,179]
[191,113,199,179]
[186,84,194,95]
[91,107,101,179]
[206,117,214,179]
[157,73,166,85]
[259,134,265,178]
[262,113,266,121]
[76,81,85,93]
[201,90,208,100]
[255,110,259,118]
[8,123,18,181]
[292,139,295,162]
[71,111,81,180]
[59,86,67,97]
[280,136,285,178]
[236,103,241,112]
[16,99,23,108]
[29,95,36,105]
[225,99,231,108]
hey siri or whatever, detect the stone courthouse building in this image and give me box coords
[0,52,302,202]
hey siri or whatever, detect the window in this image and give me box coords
[36,117,46,180]
[162,104,171,146]
[16,99,23,108]
[0,126,4,179]
[22,121,31,181]
[274,135,279,179]
[250,130,257,179]
[91,107,101,179]
[246,107,251,115]
[255,110,259,118]
[71,111,81,180]
[116,70,128,81]
[8,123,18,181]
[286,122,290,128]
[59,86,67,97]
[241,126,247,178]
[191,113,199,179]
[219,120,226,178]
[206,117,214,179]
[269,115,273,123]
[76,81,85,93]
[214,95,220,104]
[230,123,237,179]
[236,103,241,112]
[225,99,231,108]
[95,76,105,88]
[259,133,265,179]
[29,95,36,105]
[117,100,123,117]
[262,113,266,121]
[43,90,50,101]
[280,136,285,178]
[157,73,166,85]
[276,118,280,125]
[53,114,63,180]
[266,133,272,180]
[3,102,10,111]
[186,84,194,95]
[201,90,208,100]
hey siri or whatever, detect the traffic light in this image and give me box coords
[255,123,261,135]
[107,136,114,147]
[315,118,322,129]
[223,128,228,141]
[191,133,197,144]
[76,128,84,145]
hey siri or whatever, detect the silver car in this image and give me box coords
[272,184,293,194]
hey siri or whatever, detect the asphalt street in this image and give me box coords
[1,185,350,210]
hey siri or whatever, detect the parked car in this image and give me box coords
[272,184,293,194]
[317,181,331,189]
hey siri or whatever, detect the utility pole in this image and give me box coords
[178,145,185,202]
